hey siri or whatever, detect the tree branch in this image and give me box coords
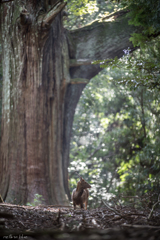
[70,78,90,84]
[42,1,67,27]
[122,224,160,229]
[102,200,123,218]
[148,194,160,220]
[0,194,4,203]
[102,9,129,21]
[0,0,14,3]
[70,59,92,67]
[68,12,137,80]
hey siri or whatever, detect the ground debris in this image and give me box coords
[0,203,160,239]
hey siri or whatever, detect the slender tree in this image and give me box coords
[0,0,136,204]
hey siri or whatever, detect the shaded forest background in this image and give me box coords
[0,0,160,209]
[66,0,160,209]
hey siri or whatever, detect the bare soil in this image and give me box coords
[0,203,160,239]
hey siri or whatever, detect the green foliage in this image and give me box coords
[27,194,44,207]
[94,37,160,90]
[113,0,160,47]
[64,0,119,29]
[0,0,160,209]
[66,0,98,16]
[65,0,160,47]
[69,67,160,208]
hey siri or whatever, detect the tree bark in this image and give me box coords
[0,1,136,205]
[0,0,69,205]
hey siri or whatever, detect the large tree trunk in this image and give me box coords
[0,0,70,205]
[0,1,136,205]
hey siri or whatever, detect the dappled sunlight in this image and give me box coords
[0,0,160,238]
[69,59,160,208]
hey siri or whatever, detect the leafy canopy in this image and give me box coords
[114,0,160,46]
[64,0,119,29]
[69,67,160,208]
[68,0,160,208]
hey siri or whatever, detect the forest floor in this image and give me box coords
[0,203,160,240]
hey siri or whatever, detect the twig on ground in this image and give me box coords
[0,195,4,203]
[102,200,123,217]
[122,224,160,229]
[148,194,160,220]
